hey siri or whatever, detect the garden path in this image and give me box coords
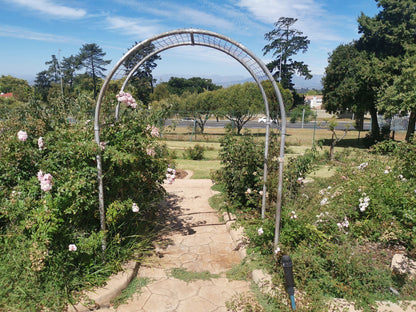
[96,171,253,312]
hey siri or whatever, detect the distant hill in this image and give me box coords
[292,74,323,90]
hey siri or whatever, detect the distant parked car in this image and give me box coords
[181,117,194,121]
[258,117,278,124]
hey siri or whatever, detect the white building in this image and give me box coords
[304,95,323,109]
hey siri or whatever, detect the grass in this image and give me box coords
[166,129,359,179]
[170,267,219,282]
[111,277,149,308]
[307,165,337,179]
[175,159,221,179]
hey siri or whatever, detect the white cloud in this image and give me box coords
[0,24,80,43]
[178,7,234,30]
[106,16,162,39]
[236,0,346,42]
[8,0,86,19]
[113,0,235,31]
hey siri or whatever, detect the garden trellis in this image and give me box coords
[94,28,287,249]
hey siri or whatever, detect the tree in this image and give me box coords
[78,43,111,100]
[261,80,294,117]
[263,17,312,91]
[218,82,263,134]
[357,0,416,141]
[321,117,349,161]
[322,43,381,139]
[0,75,32,101]
[151,83,170,102]
[180,91,218,134]
[34,70,52,102]
[357,0,416,59]
[45,55,61,84]
[378,45,416,141]
[123,42,161,106]
[166,77,221,96]
[61,55,81,91]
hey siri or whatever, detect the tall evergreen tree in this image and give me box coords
[61,55,81,90]
[78,43,111,100]
[263,17,312,91]
[123,42,161,106]
[34,70,52,102]
[45,55,61,84]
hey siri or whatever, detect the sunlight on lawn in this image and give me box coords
[175,159,221,179]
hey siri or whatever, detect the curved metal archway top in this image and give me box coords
[94,29,287,249]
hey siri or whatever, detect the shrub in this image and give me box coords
[183,144,205,160]
[214,129,263,211]
[0,103,170,310]
[214,129,416,309]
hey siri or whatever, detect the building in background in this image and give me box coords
[304,95,323,109]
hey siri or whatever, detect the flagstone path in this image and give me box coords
[93,171,253,312]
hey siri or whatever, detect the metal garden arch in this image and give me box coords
[94,29,287,248]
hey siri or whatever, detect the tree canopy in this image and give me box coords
[123,42,161,107]
[164,77,222,96]
[78,43,111,100]
[263,17,312,91]
[323,0,416,141]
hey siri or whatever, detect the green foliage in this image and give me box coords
[164,76,222,96]
[170,268,219,282]
[213,129,264,211]
[263,17,312,91]
[0,75,33,101]
[213,129,318,215]
[78,43,111,99]
[111,277,149,308]
[0,97,170,310]
[288,105,315,123]
[214,130,415,309]
[183,144,205,160]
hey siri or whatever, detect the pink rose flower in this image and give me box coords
[38,137,44,150]
[17,130,28,141]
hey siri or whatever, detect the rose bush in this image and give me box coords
[0,98,170,310]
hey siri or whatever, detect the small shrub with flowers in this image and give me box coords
[213,132,416,310]
[213,128,264,212]
[0,96,171,310]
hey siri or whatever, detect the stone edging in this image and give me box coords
[67,261,139,312]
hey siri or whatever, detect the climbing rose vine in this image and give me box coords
[116,91,137,108]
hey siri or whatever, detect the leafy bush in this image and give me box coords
[213,129,263,211]
[183,144,205,160]
[213,130,416,309]
[288,105,315,123]
[0,103,170,310]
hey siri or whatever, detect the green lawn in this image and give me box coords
[174,159,221,179]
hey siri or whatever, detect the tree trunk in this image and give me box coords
[369,106,380,141]
[405,110,416,142]
[329,132,336,161]
[355,111,364,131]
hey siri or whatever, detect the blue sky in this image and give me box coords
[0,0,380,85]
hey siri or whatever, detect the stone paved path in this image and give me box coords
[99,174,252,312]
